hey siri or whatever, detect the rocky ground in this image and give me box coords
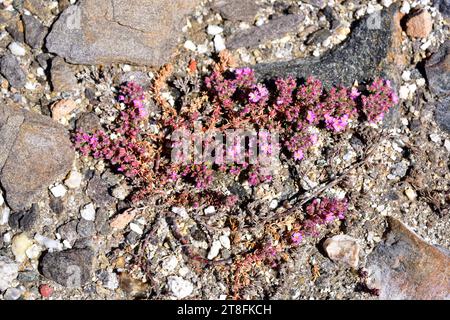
[0,0,449,300]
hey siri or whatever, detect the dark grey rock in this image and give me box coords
[321,6,341,30]
[125,231,140,244]
[305,28,332,45]
[6,19,24,43]
[434,0,450,18]
[49,196,64,214]
[0,54,26,88]
[253,4,405,88]
[0,105,75,211]
[77,219,96,238]
[228,14,305,50]
[95,208,111,236]
[22,14,48,49]
[40,248,94,287]
[50,57,78,93]
[435,97,450,133]
[212,0,260,22]
[57,220,79,245]
[36,53,53,70]
[8,204,38,231]
[86,176,115,208]
[366,217,450,300]
[425,40,450,98]
[45,0,200,66]
[17,270,39,282]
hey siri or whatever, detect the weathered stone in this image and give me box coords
[50,57,78,93]
[228,14,305,50]
[57,220,79,245]
[22,14,48,49]
[323,235,360,269]
[435,97,450,133]
[86,176,115,208]
[405,9,433,39]
[366,217,450,300]
[8,204,38,231]
[77,219,96,238]
[253,4,406,88]
[425,40,450,98]
[75,112,102,133]
[212,0,260,22]
[23,0,53,22]
[0,104,75,211]
[0,255,19,291]
[46,0,200,66]
[434,0,450,19]
[40,248,94,287]
[305,28,332,45]
[0,54,26,88]
[6,18,24,43]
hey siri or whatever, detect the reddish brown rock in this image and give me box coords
[366,217,450,300]
[406,9,433,39]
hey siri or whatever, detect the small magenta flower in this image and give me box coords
[294,149,304,161]
[291,232,303,245]
[350,87,361,100]
[306,110,317,124]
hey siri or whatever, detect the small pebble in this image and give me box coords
[8,42,26,56]
[204,206,216,215]
[129,223,143,235]
[64,170,83,189]
[167,276,194,299]
[39,284,53,298]
[184,40,197,52]
[219,235,231,250]
[50,184,67,198]
[207,25,223,35]
[405,188,417,201]
[11,233,34,262]
[3,287,22,300]
[400,1,411,14]
[429,133,441,144]
[214,35,226,52]
[207,240,222,260]
[34,234,63,252]
[80,203,96,221]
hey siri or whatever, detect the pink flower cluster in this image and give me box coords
[289,197,348,245]
[361,79,398,123]
[73,82,147,177]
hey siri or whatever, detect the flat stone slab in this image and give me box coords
[0,105,74,211]
[252,4,405,88]
[46,0,200,66]
[366,217,450,300]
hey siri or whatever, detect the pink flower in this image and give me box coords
[291,232,303,245]
[350,87,361,100]
[294,149,304,161]
[306,110,317,123]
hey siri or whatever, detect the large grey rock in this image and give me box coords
[228,14,305,50]
[40,248,94,287]
[253,4,405,88]
[0,54,26,89]
[366,217,450,300]
[0,105,75,211]
[425,40,450,98]
[46,0,200,66]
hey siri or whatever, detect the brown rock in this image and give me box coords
[323,235,360,269]
[110,209,136,230]
[406,9,433,39]
[51,99,79,124]
[366,217,450,300]
[0,105,75,211]
[46,0,201,66]
[50,57,78,93]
